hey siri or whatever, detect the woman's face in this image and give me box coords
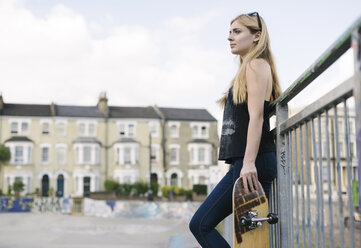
[228,21,260,56]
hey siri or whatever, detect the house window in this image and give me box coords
[57,122,66,136]
[79,123,86,136]
[198,147,205,162]
[188,144,212,165]
[192,126,198,137]
[124,147,131,164]
[170,173,178,186]
[199,176,206,184]
[128,124,135,137]
[190,122,210,138]
[350,142,354,157]
[21,122,28,133]
[74,144,100,165]
[15,146,24,163]
[83,146,91,163]
[119,124,126,136]
[42,123,50,134]
[151,145,159,163]
[115,143,139,165]
[201,126,207,136]
[118,122,137,137]
[11,122,18,134]
[170,125,178,137]
[170,148,177,163]
[42,147,50,164]
[56,147,66,164]
[88,123,95,136]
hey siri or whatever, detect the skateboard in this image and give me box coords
[233,177,278,248]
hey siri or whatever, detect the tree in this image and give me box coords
[0,145,10,165]
[13,181,24,198]
[0,145,11,194]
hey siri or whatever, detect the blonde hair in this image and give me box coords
[217,13,282,107]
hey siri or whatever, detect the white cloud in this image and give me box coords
[0,0,230,126]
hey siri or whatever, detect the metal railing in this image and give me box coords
[269,15,361,248]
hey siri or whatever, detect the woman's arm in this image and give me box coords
[240,58,270,193]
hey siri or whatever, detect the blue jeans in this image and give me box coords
[189,151,277,248]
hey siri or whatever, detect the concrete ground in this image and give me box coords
[0,213,201,248]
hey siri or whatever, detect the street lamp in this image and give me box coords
[148,131,154,201]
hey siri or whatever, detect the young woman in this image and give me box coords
[189,12,282,247]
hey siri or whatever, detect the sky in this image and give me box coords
[0,0,360,132]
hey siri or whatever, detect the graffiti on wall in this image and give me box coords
[0,197,32,212]
[31,197,72,214]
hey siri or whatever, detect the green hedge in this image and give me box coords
[192,184,207,195]
[104,179,159,197]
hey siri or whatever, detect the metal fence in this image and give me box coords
[269,15,361,248]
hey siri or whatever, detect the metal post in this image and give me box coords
[276,103,289,247]
[148,132,154,201]
[351,24,361,234]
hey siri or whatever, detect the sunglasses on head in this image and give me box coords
[247,12,262,31]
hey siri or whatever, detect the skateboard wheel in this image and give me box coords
[240,216,252,227]
[267,213,278,224]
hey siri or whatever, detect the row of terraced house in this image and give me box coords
[0,92,221,197]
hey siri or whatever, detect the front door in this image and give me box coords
[42,175,49,197]
[57,175,64,197]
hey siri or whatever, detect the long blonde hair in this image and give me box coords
[217,13,282,107]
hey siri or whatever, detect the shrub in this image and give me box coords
[151,182,159,196]
[13,181,24,196]
[7,185,12,196]
[193,184,207,195]
[104,179,120,191]
[133,181,148,196]
[161,185,173,198]
[185,189,193,201]
[173,186,185,196]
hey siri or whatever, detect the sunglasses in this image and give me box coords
[247,12,262,31]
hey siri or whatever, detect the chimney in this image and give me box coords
[50,102,56,116]
[97,91,109,117]
[0,91,4,112]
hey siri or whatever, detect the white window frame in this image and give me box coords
[190,122,210,139]
[56,120,68,136]
[117,121,137,137]
[76,120,98,137]
[56,144,67,165]
[114,143,139,165]
[168,121,180,138]
[8,119,31,135]
[73,143,100,165]
[40,143,51,164]
[6,142,33,164]
[169,144,180,165]
[40,119,51,134]
[187,143,212,165]
[151,144,160,163]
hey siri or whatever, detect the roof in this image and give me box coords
[159,107,217,122]
[56,105,105,118]
[0,103,217,122]
[113,138,139,144]
[4,136,34,143]
[72,137,102,145]
[109,106,159,119]
[1,104,51,116]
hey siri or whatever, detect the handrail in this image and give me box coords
[268,15,361,116]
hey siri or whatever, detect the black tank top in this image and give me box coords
[218,86,276,164]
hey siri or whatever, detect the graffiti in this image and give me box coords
[0,197,32,212]
[280,147,287,176]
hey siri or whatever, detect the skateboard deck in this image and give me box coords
[233,177,272,248]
